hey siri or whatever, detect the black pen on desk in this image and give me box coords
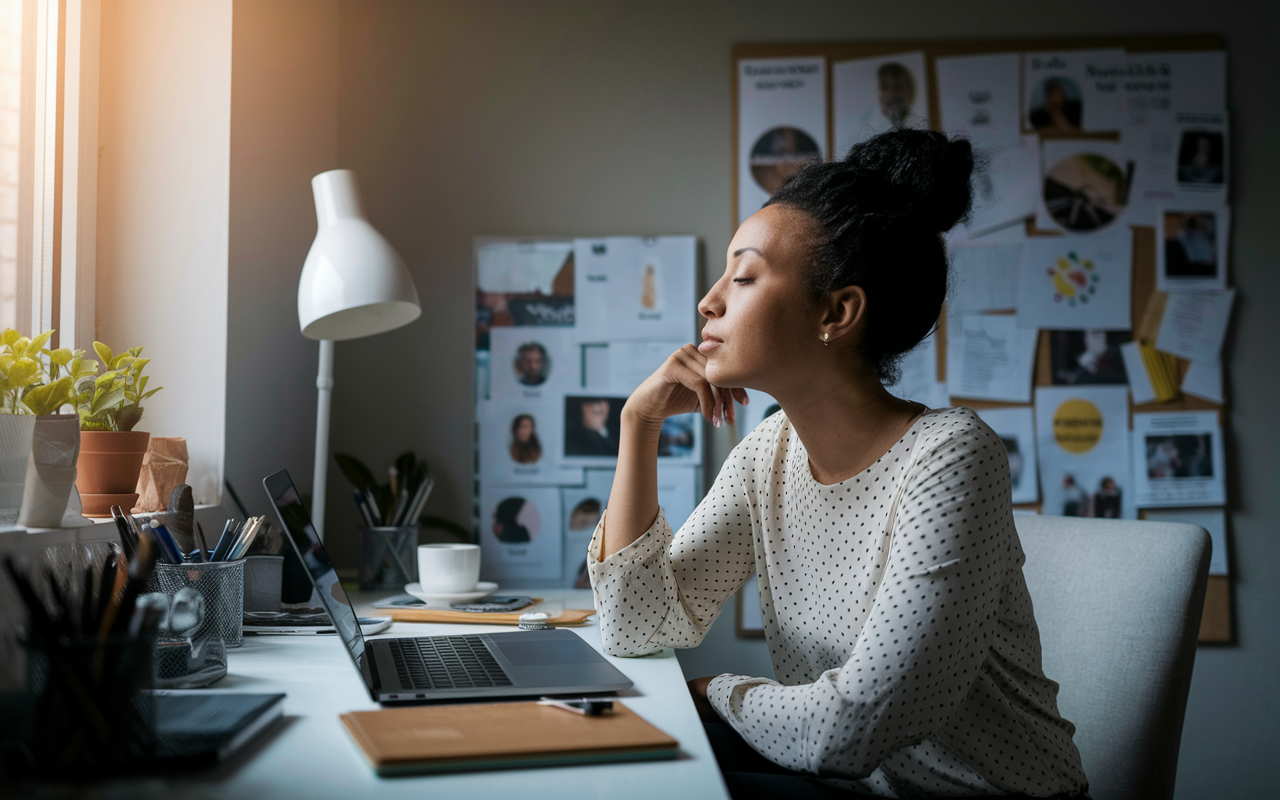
[209,519,236,562]
[195,521,211,563]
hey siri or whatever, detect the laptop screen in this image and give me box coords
[263,470,367,677]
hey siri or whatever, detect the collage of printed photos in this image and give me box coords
[737,47,1232,576]
[474,237,700,587]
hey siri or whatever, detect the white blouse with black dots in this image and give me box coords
[588,407,1088,798]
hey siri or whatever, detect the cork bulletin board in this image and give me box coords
[732,35,1232,643]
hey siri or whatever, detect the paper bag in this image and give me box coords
[134,437,189,513]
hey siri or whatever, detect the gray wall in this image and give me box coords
[227,2,1280,796]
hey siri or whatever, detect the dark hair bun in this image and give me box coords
[842,129,974,234]
[764,129,976,384]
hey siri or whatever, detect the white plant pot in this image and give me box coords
[0,414,37,525]
[18,413,83,528]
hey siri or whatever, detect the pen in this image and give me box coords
[195,521,211,562]
[363,489,383,528]
[209,519,236,562]
[110,506,136,559]
[353,490,377,527]
[537,697,614,716]
[149,520,184,564]
[405,477,435,524]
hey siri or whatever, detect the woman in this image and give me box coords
[508,413,542,464]
[589,130,1087,799]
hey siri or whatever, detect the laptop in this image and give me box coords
[262,469,633,704]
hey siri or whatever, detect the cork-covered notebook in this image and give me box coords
[340,700,678,775]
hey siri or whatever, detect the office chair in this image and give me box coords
[1016,515,1212,800]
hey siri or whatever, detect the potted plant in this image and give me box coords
[0,330,46,524]
[73,342,162,518]
[16,334,98,527]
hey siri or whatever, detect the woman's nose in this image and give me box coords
[698,280,724,319]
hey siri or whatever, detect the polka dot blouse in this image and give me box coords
[588,407,1088,798]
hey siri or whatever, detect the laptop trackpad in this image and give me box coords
[495,638,597,666]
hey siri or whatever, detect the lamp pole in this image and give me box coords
[312,338,335,540]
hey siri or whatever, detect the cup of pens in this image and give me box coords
[350,472,435,591]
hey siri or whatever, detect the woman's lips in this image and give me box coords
[698,335,723,355]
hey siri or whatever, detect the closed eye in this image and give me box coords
[732,278,754,284]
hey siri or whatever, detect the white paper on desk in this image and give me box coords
[967,137,1042,236]
[1035,385,1134,519]
[936,52,1022,150]
[560,469,614,588]
[1037,139,1133,234]
[1122,51,1226,128]
[1156,206,1229,292]
[947,314,1037,403]
[949,242,1023,312]
[887,334,948,409]
[738,57,827,224]
[1023,49,1126,133]
[573,237,698,344]
[479,398,583,487]
[1145,507,1228,575]
[487,327,582,403]
[833,52,929,158]
[1132,411,1226,508]
[974,406,1040,505]
[479,485,563,582]
[1181,359,1224,404]
[1119,341,1157,404]
[1156,289,1234,364]
[1016,232,1132,331]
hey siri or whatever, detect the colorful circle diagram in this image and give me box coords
[1048,251,1099,306]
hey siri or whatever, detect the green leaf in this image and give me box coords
[115,404,144,431]
[28,330,53,353]
[333,453,379,494]
[1,329,18,347]
[88,386,126,415]
[22,377,75,416]
[92,341,113,366]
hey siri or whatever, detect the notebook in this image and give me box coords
[340,700,678,775]
[154,691,286,766]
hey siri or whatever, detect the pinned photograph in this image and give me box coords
[658,414,699,459]
[1021,49,1125,133]
[1177,129,1225,186]
[1048,330,1131,386]
[1156,207,1229,291]
[1035,386,1133,519]
[563,395,625,459]
[833,52,930,157]
[975,406,1039,505]
[561,469,615,589]
[479,399,581,487]
[488,327,580,402]
[1038,140,1131,234]
[479,485,562,582]
[474,240,574,348]
[573,237,698,344]
[1132,411,1226,508]
[737,57,826,224]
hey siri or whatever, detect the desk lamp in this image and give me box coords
[298,169,421,539]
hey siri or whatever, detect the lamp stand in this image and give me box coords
[312,338,334,540]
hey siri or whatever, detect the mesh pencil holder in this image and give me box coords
[148,559,245,648]
[358,525,418,591]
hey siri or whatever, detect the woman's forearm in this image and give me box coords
[599,407,663,560]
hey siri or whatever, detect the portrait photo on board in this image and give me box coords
[749,126,823,194]
[1177,129,1225,186]
[490,495,542,544]
[1027,76,1083,133]
[1049,330,1131,386]
[508,413,543,465]
[563,395,626,458]
[1157,208,1229,291]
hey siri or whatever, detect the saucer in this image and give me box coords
[404,581,499,608]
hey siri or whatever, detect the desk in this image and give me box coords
[54,589,730,800]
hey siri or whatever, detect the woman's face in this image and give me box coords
[514,416,534,442]
[698,205,824,391]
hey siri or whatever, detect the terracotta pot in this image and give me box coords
[75,430,151,496]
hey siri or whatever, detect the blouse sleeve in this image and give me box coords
[587,449,757,657]
[705,421,1017,777]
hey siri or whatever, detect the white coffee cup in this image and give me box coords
[416,544,481,593]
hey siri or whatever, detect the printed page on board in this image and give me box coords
[1021,49,1125,134]
[832,52,930,158]
[573,237,697,344]
[1155,289,1234,364]
[1036,139,1133,235]
[1132,411,1226,508]
[1035,386,1133,520]
[1016,232,1132,330]
[974,406,1039,505]
[935,52,1022,151]
[478,485,563,583]
[946,314,1038,403]
[738,57,827,224]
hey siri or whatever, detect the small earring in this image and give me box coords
[822,333,829,346]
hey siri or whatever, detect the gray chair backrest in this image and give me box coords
[1015,515,1210,800]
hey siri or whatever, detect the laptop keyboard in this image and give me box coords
[386,635,514,691]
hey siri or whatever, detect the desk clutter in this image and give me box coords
[732,35,1236,641]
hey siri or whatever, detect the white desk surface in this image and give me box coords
[83,589,730,800]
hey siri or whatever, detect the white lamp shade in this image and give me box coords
[298,169,421,341]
